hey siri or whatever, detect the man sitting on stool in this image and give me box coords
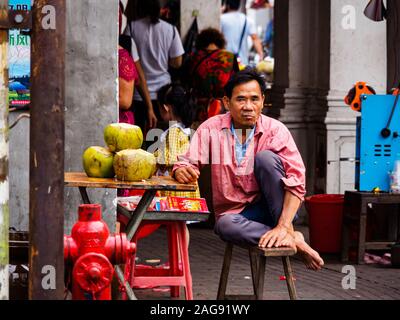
[173,69,324,270]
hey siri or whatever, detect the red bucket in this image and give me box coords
[305,194,344,254]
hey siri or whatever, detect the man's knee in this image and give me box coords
[254,150,283,175]
[214,214,246,242]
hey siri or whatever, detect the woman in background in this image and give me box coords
[184,28,238,127]
[119,0,156,129]
[118,1,138,125]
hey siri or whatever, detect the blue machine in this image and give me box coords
[355,94,400,192]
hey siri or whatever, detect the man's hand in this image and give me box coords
[259,225,292,248]
[174,167,199,184]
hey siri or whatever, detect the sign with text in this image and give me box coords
[8,0,31,109]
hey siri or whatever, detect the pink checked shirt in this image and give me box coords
[173,113,306,220]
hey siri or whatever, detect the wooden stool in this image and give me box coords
[217,243,297,300]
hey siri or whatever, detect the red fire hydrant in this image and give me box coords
[64,204,135,300]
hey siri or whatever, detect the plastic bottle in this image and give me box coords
[390,159,400,194]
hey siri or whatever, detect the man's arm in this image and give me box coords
[169,56,183,69]
[258,191,301,248]
[277,191,301,229]
[174,167,199,184]
[250,34,264,60]
[172,124,210,183]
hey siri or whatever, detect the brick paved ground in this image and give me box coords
[130,224,400,300]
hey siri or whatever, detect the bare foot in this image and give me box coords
[279,233,297,253]
[293,231,324,271]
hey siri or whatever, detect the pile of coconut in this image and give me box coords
[82,123,156,181]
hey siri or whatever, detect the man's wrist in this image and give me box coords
[277,222,291,230]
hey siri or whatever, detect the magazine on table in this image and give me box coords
[116,196,209,213]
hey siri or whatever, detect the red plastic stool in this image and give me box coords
[122,221,193,300]
[117,211,161,240]
[131,221,192,299]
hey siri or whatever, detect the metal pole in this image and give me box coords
[29,0,65,299]
[0,0,9,301]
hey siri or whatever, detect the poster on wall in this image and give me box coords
[8,0,31,109]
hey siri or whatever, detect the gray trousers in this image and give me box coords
[214,150,291,246]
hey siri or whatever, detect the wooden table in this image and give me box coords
[341,191,400,264]
[64,172,209,299]
[65,172,205,239]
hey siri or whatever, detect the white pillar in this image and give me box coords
[272,0,387,197]
[270,0,316,222]
[325,0,386,194]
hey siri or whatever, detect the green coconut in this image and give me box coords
[82,146,115,178]
[113,149,156,181]
[104,123,143,152]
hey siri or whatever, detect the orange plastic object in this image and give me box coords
[208,99,223,118]
[117,211,161,240]
[344,81,375,112]
[391,88,400,95]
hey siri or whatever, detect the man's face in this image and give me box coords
[224,80,264,129]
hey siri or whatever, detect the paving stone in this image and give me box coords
[130,225,400,300]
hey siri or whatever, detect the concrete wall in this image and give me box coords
[9,0,119,233]
[9,112,29,231]
[180,0,220,40]
[64,0,118,233]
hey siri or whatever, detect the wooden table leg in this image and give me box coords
[358,213,367,265]
[115,265,137,300]
[125,190,157,241]
[249,249,259,296]
[256,255,266,300]
[341,219,350,263]
[341,196,351,262]
[217,243,233,300]
[282,256,298,300]
[79,187,91,204]
[357,199,368,264]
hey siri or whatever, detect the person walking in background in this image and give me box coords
[221,0,264,66]
[184,28,238,126]
[118,1,138,125]
[263,18,274,58]
[119,0,156,129]
[124,0,185,133]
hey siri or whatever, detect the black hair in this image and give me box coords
[157,84,197,128]
[126,0,160,24]
[226,0,241,11]
[160,0,180,27]
[224,68,267,98]
[195,28,226,50]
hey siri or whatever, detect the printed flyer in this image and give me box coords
[8,0,31,109]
